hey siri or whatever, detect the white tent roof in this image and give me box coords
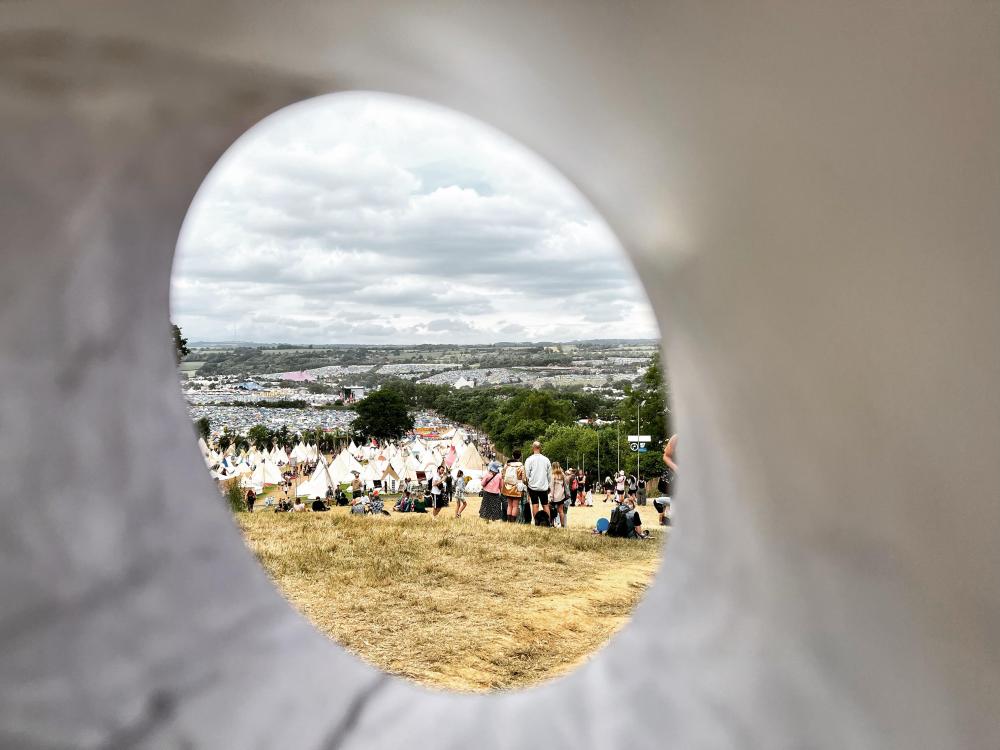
[298,456,337,497]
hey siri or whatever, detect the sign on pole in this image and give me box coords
[627,435,652,453]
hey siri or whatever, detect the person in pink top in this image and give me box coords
[478,460,504,521]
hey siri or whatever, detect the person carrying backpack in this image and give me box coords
[501,450,526,523]
[607,495,649,539]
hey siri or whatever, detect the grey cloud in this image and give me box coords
[171,93,658,344]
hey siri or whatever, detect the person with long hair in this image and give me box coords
[550,461,568,528]
[655,434,679,526]
[500,450,526,523]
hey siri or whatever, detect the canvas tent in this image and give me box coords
[297,456,338,498]
[455,443,486,474]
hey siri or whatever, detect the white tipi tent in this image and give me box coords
[455,442,487,475]
[241,458,283,490]
[298,456,337,498]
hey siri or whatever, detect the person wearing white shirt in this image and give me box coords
[523,440,552,521]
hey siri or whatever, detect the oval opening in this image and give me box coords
[171,91,675,693]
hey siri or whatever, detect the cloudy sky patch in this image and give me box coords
[171,92,658,344]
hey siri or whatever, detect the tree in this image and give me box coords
[194,416,211,442]
[247,424,274,451]
[618,353,671,477]
[352,389,414,441]
[172,323,190,364]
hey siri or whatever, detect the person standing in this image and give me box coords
[453,470,467,519]
[245,488,256,513]
[351,472,363,500]
[603,475,614,502]
[431,465,446,517]
[550,461,568,528]
[567,469,578,507]
[657,434,679,526]
[524,440,552,522]
[614,470,626,502]
[479,460,504,521]
[500,450,526,523]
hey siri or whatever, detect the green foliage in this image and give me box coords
[305,382,335,394]
[478,390,573,453]
[194,416,211,442]
[247,424,274,451]
[352,389,414,441]
[172,323,190,365]
[617,353,671,477]
[223,478,245,513]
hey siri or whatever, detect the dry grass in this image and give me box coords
[237,496,666,693]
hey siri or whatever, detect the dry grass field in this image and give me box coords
[237,496,666,692]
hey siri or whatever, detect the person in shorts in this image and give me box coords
[523,440,552,522]
[549,461,568,528]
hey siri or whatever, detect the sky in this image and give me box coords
[170,92,658,345]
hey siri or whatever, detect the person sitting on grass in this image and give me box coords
[350,494,368,515]
[395,489,414,513]
[369,489,389,516]
[274,499,292,513]
[311,496,329,512]
[291,499,307,512]
[453,470,467,518]
[606,495,649,539]
[334,487,350,506]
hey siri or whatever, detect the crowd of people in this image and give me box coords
[475,437,678,537]
[242,435,678,539]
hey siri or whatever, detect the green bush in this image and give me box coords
[223,478,245,513]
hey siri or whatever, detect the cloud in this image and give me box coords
[171,92,658,344]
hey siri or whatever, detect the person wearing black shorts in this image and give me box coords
[523,440,553,523]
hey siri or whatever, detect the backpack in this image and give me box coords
[501,463,522,497]
[658,470,673,495]
[608,504,632,538]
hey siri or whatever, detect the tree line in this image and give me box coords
[191,347,670,479]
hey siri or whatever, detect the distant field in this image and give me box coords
[237,498,665,692]
[178,361,205,371]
